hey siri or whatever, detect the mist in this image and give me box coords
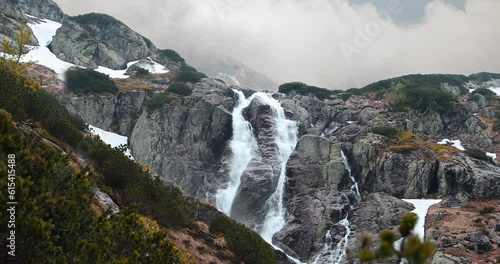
[53,0,500,89]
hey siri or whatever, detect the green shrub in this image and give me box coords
[0,112,186,263]
[135,67,150,76]
[471,88,496,99]
[278,82,335,100]
[69,13,121,27]
[209,214,276,264]
[179,65,198,72]
[167,83,192,96]
[144,92,174,110]
[372,126,399,138]
[86,137,198,228]
[358,213,436,264]
[142,36,154,49]
[65,67,119,94]
[465,149,492,162]
[0,62,85,146]
[467,93,482,102]
[175,70,207,83]
[468,72,500,83]
[391,86,456,114]
[159,49,185,63]
[479,206,495,214]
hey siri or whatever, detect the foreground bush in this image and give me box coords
[65,67,119,94]
[0,111,187,263]
[358,213,436,264]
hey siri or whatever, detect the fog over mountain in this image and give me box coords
[53,0,500,89]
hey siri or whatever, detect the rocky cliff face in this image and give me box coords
[130,80,235,197]
[0,0,63,46]
[50,14,154,70]
[58,76,500,263]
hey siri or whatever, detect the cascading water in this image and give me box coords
[253,94,298,242]
[215,90,258,214]
[341,151,361,202]
[215,90,301,262]
[313,150,361,264]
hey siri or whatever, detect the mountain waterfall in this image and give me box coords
[216,90,298,244]
[313,151,361,264]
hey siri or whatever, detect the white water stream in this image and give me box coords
[313,150,361,264]
[215,90,258,214]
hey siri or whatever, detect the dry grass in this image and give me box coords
[114,76,153,92]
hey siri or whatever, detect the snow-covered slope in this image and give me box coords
[89,125,134,160]
[23,15,167,80]
[403,199,442,240]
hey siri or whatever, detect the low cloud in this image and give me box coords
[54,0,500,89]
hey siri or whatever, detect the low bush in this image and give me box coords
[175,71,206,83]
[144,93,174,110]
[467,72,500,83]
[465,149,492,162]
[135,67,150,76]
[479,206,495,214]
[278,82,335,100]
[168,83,192,96]
[471,88,496,99]
[467,93,482,102]
[159,49,185,63]
[209,214,276,264]
[372,126,399,138]
[69,13,121,28]
[0,62,85,146]
[391,85,456,114]
[65,67,119,94]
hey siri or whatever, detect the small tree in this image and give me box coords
[358,213,436,264]
[1,20,39,90]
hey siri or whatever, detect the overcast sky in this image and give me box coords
[53,0,499,89]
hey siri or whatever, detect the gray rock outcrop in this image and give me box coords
[274,135,352,261]
[437,153,500,199]
[50,14,154,70]
[431,252,471,264]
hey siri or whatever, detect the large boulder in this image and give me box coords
[50,14,153,70]
[464,232,493,252]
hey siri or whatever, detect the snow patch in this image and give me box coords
[402,199,442,240]
[88,125,134,160]
[486,152,497,160]
[437,139,465,151]
[488,87,500,96]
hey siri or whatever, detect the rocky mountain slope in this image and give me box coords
[5,0,500,263]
